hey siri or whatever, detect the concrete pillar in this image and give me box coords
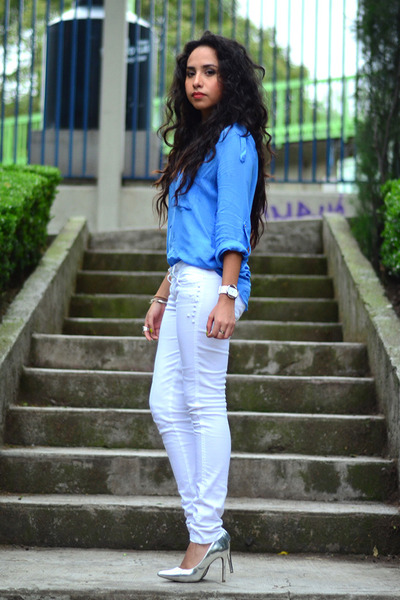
[96,0,128,231]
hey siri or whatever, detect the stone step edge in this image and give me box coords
[1,497,398,554]
[22,366,374,385]
[84,249,326,258]
[78,269,332,280]
[63,317,344,327]
[10,404,383,421]
[0,494,398,516]
[31,332,364,350]
[0,547,399,600]
[1,446,393,464]
[3,447,395,503]
[71,293,337,302]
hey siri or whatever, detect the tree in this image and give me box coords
[353,0,400,266]
[138,0,305,91]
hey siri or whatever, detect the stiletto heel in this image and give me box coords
[220,546,233,582]
[221,555,226,582]
[157,529,233,583]
[228,547,234,574]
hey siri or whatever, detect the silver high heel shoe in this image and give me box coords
[157,529,234,583]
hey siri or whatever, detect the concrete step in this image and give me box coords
[76,271,334,298]
[63,317,344,341]
[88,221,324,253]
[1,547,399,599]
[88,222,324,253]
[83,250,169,272]
[83,250,328,275]
[0,494,399,554]
[19,368,377,415]
[29,334,369,377]
[0,447,396,502]
[77,271,169,296]
[69,294,339,322]
[89,228,167,250]
[244,297,338,322]
[250,253,328,275]
[229,339,367,376]
[251,274,333,298]
[5,406,386,456]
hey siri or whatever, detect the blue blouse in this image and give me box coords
[167,123,258,308]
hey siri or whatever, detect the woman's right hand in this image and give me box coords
[143,301,166,341]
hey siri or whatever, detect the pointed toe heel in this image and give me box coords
[157,529,233,583]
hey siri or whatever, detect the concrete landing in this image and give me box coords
[0,547,399,599]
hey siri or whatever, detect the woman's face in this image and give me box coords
[185,45,223,121]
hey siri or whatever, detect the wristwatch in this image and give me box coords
[218,284,238,299]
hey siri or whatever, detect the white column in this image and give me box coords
[96,0,128,231]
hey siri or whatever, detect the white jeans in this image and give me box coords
[149,261,245,544]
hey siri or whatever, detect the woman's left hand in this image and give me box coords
[206,295,236,339]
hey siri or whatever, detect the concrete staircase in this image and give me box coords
[0,227,399,556]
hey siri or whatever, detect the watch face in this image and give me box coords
[227,285,238,299]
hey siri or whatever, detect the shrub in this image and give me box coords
[0,164,62,290]
[381,179,400,277]
[353,1,400,269]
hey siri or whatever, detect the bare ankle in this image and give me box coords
[180,542,211,569]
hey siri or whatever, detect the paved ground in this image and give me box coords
[0,547,399,599]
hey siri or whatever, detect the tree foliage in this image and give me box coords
[381,179,400,277]
[138,0,305,90]
[353,0,400,265]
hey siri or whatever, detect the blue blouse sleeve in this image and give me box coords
[214,126,258,267]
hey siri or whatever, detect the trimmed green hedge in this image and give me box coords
[0,164,62,291]
[381,179,400,277]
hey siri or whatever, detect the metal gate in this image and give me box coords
[0,0,358,183]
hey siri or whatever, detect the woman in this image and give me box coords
[143,31,271,583]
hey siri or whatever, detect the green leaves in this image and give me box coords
[353,0,400,267]
[0,164,62,291]
[381,179,400,277]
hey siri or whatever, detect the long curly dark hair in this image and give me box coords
[155,31,272,249]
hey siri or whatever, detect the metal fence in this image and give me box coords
[1,0,358,183]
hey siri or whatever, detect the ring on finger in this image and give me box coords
[142,325,149,332]
[219,329,225,335]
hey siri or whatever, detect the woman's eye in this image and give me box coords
[186,71,195,78]
[205,70,216,76]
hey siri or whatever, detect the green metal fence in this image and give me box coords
[265,76,356,147]
[1,114,42,166]
[1,0,358,183]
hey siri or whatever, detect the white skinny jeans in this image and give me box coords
[149,261,245,544]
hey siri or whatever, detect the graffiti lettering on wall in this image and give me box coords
[267,196,347,220]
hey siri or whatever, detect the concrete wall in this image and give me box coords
[0,217,89,444]
[323,214,400,489]
[48,182,357,235]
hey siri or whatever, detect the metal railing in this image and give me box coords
[0,0,358,183]
[2,113,42,165]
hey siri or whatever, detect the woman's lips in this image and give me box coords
[192,92,206,98]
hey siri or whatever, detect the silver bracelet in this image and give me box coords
[149,297,168,305]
